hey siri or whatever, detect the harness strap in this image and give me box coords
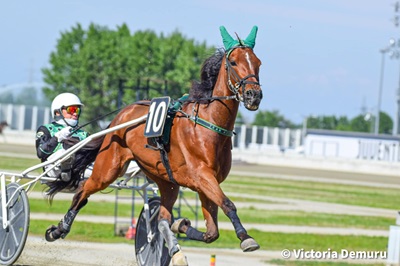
[160,145,177,185]
[146,138,177,184]
[188,116,233,137]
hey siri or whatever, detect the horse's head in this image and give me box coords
[220,26,262,111]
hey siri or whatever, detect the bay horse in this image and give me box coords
[0,121,8,134]
[45,26,263,265]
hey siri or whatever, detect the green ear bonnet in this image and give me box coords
[219,26,258,53]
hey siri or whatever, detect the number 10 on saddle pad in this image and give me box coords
[144,97,171,138]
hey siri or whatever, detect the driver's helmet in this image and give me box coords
[51,93,84,126]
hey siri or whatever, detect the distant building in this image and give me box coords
[305,129,400,162]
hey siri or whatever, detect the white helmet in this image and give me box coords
[51,93,84,119]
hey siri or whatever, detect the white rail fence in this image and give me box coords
[0,103,51,132]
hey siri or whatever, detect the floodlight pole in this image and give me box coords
[375,48,388,135]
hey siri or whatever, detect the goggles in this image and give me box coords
[63,106,81,116]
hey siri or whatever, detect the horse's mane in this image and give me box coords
[45,135,106,202]
[188,49,225,101]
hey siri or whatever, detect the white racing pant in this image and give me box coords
[44,149,74,178]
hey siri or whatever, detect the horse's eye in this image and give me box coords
[230,61,237,66]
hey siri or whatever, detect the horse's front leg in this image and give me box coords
[174,171,260,252]
[155,178,188,266]
[222,196,260,252]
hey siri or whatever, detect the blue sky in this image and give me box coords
[1,1,400,124]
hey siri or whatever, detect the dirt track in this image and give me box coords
[15,236,271,266]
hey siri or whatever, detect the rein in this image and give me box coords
[70,108,123,135]
[175,95,236,137]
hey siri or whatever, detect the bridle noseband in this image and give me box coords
[225,46,260,101]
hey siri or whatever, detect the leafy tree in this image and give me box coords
[378,111,393,134]
[252,110,294,128]
[335,116,351,131]
[350,114,372,133]
[306,116,321,130]
[345,111,393,134]
[0,91,14,103]
[14,87,38,105]
[42,23,215,131]
[250,109,394,135]
[236,112,245,124]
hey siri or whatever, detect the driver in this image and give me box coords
[35,93,89,182]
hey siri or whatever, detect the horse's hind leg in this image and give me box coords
[45,182,89,241]
[45,164,120,242]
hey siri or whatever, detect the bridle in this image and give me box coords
[175,47,261,137]
[225,46,260,101]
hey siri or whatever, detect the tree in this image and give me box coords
[0,91,14,103]
[252,110,294,128]
[42,23,215,131]
[335,116,351,131]
[378,111,393,134]
[14,87,38,105]
[306,116,321,130]
[350,114,372,133]
[249,109,394,135]
[236,112,245,125]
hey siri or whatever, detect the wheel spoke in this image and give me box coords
[135,197,171,266]
[9,205,24,224]
[0,232,14,260]
[149,205,160,223]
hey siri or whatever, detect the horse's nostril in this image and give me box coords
[245,90,254,97]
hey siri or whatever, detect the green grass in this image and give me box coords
[224,175,400,210]
[28,197,394,230]
[28,219,388,252]
[29,198,142,217]
[180,230,388,251]
[29,219,134,244]
[0,156,41,172]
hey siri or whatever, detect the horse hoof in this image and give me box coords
[171,218,191,234]
[172,250,188,266]
[240,238,260,252]
[171,219,184,234]
[45,225,58,242]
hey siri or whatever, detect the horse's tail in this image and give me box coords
[45,135,106,202]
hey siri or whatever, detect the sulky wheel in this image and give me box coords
[135,196,171,266]
[0,183,30,266]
